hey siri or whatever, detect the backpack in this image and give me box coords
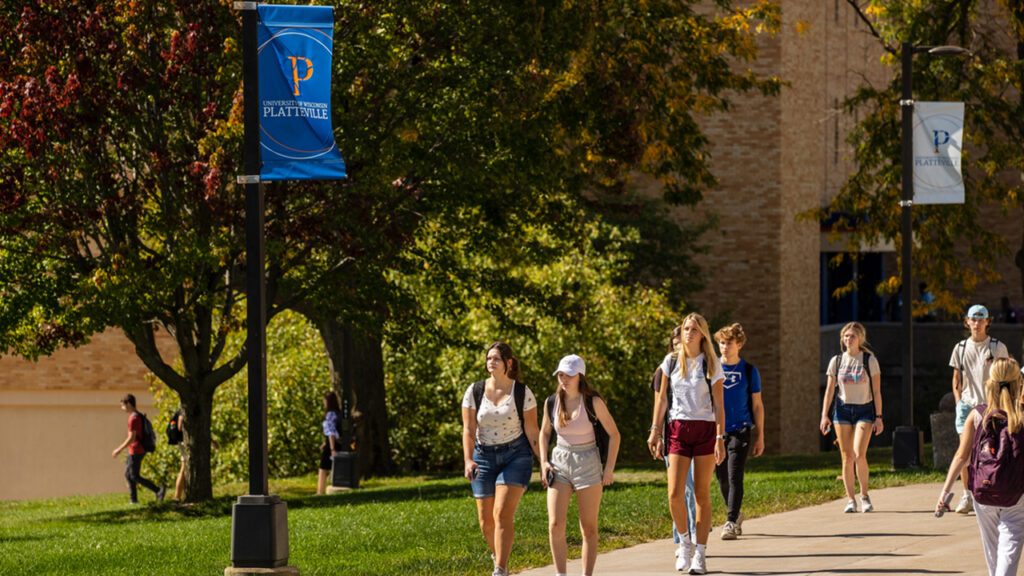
[166,409,184,446]
[968,405,1024,507]
[138,412,157,453]
[472,380,526,434]
[545,394,610,464]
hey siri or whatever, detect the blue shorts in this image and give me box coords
[955,400,974,434]
[833,398,874,425]
[471,434,533,498]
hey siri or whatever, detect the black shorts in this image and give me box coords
[319,443,333,471]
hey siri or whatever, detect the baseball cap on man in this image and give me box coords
[553,354,586,376]
[967,304,989,319]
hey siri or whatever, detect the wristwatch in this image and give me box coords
[716,434,726,440]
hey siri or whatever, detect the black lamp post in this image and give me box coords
[228,2,294,573]
[894,41,971,469]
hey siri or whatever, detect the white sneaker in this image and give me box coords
[860,494,873,513]
[675,540,693,571]
[956,492,974,514]
[843,499,857,513]
[735,512,744,536]
[689,547,707,574]
[720,521,737,540]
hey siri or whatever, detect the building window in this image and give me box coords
[820,252,890,325]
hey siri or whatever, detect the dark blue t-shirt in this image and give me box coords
[720,358,761,433]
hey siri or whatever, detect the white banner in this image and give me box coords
[912,101,964,204]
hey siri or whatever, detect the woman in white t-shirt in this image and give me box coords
[461,342,540,576]
[647,313,725,575]
[819,322,883,513]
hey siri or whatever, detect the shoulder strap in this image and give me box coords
[545,394,557,437]
[514,381,526,432]
[472,380,485,413]
[864,351,874,402]
[959,340,968,371]
[584,395,598,424]
[744,362,755,415]
[990,337,1000,359]
[703,358,714,409]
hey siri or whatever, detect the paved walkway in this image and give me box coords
[516,483,992,575]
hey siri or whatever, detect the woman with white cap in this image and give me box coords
[539,354,620,576]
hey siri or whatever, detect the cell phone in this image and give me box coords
[936,491,954,518]
[823,424,832,436]
[470,467,478,481]
[546,468,555,486]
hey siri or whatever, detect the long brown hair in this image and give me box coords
[486,341,521,381]
[557,374,601,428]
[323,390,341,415]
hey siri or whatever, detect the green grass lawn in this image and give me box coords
[0,447,944,576]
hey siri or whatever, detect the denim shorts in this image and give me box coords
[955,400,974,434]
[471,434,533,498]
[833,398,874,425]
[550,442,603,490]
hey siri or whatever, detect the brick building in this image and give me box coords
[0,331,170,500]
[671,0,1023,455]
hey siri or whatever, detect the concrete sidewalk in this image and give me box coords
[516,482,991,575]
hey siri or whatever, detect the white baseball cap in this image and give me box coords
[553,354,586,376]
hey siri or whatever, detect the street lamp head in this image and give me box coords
[927,45,973,57]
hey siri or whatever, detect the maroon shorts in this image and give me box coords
[666,420,716,458]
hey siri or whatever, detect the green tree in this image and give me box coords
[0,0,781,500]
[814,1,1024,313]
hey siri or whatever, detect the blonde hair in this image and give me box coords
[714,322,747,345]
[839,322,874,355]
[982,358,1024,434]
[678,313,717,380]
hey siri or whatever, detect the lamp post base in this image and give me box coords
[892,426,923,469]
[230,495,290,569]
[226,567,300,576]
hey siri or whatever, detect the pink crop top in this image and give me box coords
[552,395,596,446]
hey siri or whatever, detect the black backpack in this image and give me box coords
[138,412,157,453]
[166,409,184,445]
[545,394,610,464]
[472,380,527,434]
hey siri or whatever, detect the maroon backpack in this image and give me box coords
[968,405,1024,507]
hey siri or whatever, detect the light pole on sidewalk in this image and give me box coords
[894,41,971,469]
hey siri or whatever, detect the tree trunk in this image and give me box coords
[179,388,216,502]
[313,316,394,476]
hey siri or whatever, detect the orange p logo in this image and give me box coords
[288,56,314,96]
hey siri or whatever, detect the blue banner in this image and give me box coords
[258,4,346,181]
